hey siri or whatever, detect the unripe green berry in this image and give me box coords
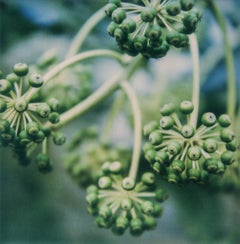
[201,112,217,127]
[0,79,12,94]
[14,98,28,112]
[13,63,29,76]
[107,22,119,36]
[226,139,238,151]
[53,132,66,145]
[87,185,98,194]
[203,139,218,153]
[95,216,112,229]
[160,116,174,129]
[216,161,226,174]
[113,216,129,235]
[179,100,194,114]
[180,0,194,11]
[122,177,135,190]
[155,150,169,165]
[141,172,155,186]
[130,218,143,237]
[203,158,218,173]
[86,192,98,206]
[98,176,112,189]
[26,121,39,136]
[141,7,156,22]
[49,112,60,124]
[155,188,168,202]
[121,18,136,33]
[36,153,52,173]
[218,114,231,127]
[109,0,121,7]
[6,73,20,84]
[28,74,43,87]
[48,98,60,111]
[37,103,51,118]
[0,100,7,112]
[220,128,235,143]
[105,3,118,17]
[166,2,181,16]
[166,32,188,48]
[121,198,132,211]
[149,130,163,145]
[188,168,201,182]
[133,35,147,51]
[171,160,185,173]
[187,146,202,160]
[114,27,127,42]
[143,142,154,153]
[153,203,163,217]
[143,216,157,230]
[167,170,180,184]
[160,103,175,115]
[99,206,112,219]
[167,141,182,156]
[181,124,194,138]
[112,9,126,24]
[183,12,199,32]
[19,130,31,145]
[146,25,162,41]
[141,201,154,215]
[145,149,157,163]
[221,151,235,165]
[109,161,122,173]
[143,121,158,136]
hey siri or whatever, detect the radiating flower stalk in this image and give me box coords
[0,63,65,172]
[105,0,200,57]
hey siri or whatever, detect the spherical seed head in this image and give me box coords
[13,63,29,76]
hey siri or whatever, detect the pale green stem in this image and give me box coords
[24,49,124,101]
[189,33,200,129]
[208,0,236,121]
[120,81,142,181]
[66,6,106,58]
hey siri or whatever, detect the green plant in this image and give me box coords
[0,0,239,238]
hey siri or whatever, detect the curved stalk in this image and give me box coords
[66,6,106,58]
[207,0,236,121]
[120,81,142,181]
[189,33,200,129]
[24,49,124,101]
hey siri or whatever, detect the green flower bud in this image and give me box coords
[13,63,29,76]
[146,25,162,41]
[133,35,147,51]
[0,100,7,112]
[113,216,129,235]
[187,146,202,160]
[98,176,112,189]
[153,203,163,217]
[121,18,136,33]
[141,200,154,215]
[6,73,20,84]
[141,172,155,186]
[181,124,194,138]
[122,177,135,190]
[47,98,60,111]
[166,2,181,16]
[166,32,188,48]
[109,161,122,173]
[33,130,45,143]
[160,116,174,129]
[26,121,39,137]
[14,98,28,112]
[160,103,175,115]
[201,112,217,127]
[141,7,156,22]
[114,27,127,42]
[226,139,238,151]
[203,158,218,173]
[143,142,154,153]
[99,206,112,219]
[49,112,60,124]
[145,149,157,163]
[147,42,169,58]
[199,170,209,184]
[149,130,163,145]
[167,141,182,156]
[109,0,121,7]
[121,198,132,211]
[221,151,235,165]
[216,161,226,174]
[187,168,200,182]
[130,218,143,237]
[203,138,218,153]
[28,74,44,87]
[19,130,31,145]
[112,9,126,24]
[218,114,231,127]
[155,150,169,165]
[167,170,180,184]
[107,22,119,36]
[220,128,235,143]
[171,160,185,173]
[87,185,98,194]
[86,192,98,206]
[143,216,157,230]
[183,12,199,33]
[155,188,168,202]
[37,103,51,118]
[180,0,194,11]
[179,100,194,114]
[95,216,112,228]
[0,79,12,94]
[53,132,66,145]
[143,121,159,136]
[105,3,118,17]
[36,153,52,173]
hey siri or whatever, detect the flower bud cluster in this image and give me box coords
[86,161,167,236]
[143,101,237,185]
[105,0,200,58]
[0,63,65,172]
[64,127,131,187]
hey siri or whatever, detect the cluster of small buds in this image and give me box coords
[143,100,237,185]
[86,161,167,236]
[0,63,65,172]
[64,127,131,187]
[105,0,200,58]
